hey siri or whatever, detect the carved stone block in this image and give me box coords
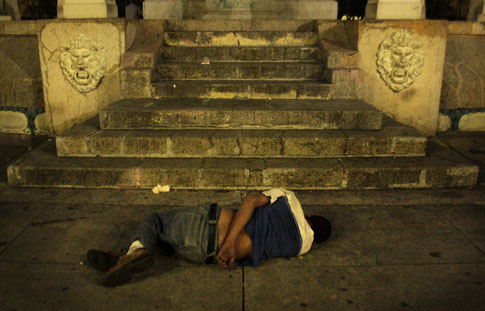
[58,0,118,19]
[59,34,107,94]
[377,30,424,93]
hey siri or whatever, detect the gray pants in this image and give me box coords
[132,205,220,264]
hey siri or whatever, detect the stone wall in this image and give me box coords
[439,22,485,131]
[0,21,49,135]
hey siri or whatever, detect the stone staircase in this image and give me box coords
[7,20,479,190]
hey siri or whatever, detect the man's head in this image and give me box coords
[306,215,332,244]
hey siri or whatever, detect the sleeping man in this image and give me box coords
[87,189,332,287]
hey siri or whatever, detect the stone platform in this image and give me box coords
[6,20,481,190]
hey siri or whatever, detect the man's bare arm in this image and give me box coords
[217,193,269,269]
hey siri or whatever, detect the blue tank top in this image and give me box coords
[239,196,302,266]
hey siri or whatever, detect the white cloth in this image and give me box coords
[262,188,314,256]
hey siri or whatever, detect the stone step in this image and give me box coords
[57,116,425,158]
[157,62,323,80]
[321,41,359,69]
[164,31,318,47]
[161,46,321,63]
[99,99,382,130]
[165,20,317,32]
[152,80,332,100]
[8,140,478,190]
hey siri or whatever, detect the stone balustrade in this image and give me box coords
[57,0,118,19]
[366,0,425,20]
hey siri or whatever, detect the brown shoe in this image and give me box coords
[87,249,123,272]
[102,248,153,287]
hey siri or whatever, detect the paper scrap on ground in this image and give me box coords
[152,184,171,194]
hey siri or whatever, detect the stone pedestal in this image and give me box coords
[58,0,118,19]
[286,0,338,20]
[478,0,485,22]
[38,21,127,134]
[204,0,277,19]
[357,21,447,136]
[467,0,485,21]
[366,0,425,20]
[2,0,20,20]
[203,0,338,20]
[144,0,185,19]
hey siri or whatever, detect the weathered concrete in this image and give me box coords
[0,202,45,253]
[245,264,484,310]
[164,31,317,47]
[157,62,323,80]
[152,80,332,100]
[57,116,424,158]
[99,99,382,130]
[7,139,478,189]
[0,262,241,311]
[0,192,483,310]
[1,186,485,207]
[161,46,321,62]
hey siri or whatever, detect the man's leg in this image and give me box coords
[129,212,174,256]
[101,212,179,287]
[87,212,174,287]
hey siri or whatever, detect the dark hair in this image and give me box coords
[308,215,332,243]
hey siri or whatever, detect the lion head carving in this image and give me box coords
[59,34,107,94]
[376,30,424,92]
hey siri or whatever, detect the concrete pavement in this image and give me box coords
[0,186,484,311]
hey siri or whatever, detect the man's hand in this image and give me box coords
[217,241,236,270]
